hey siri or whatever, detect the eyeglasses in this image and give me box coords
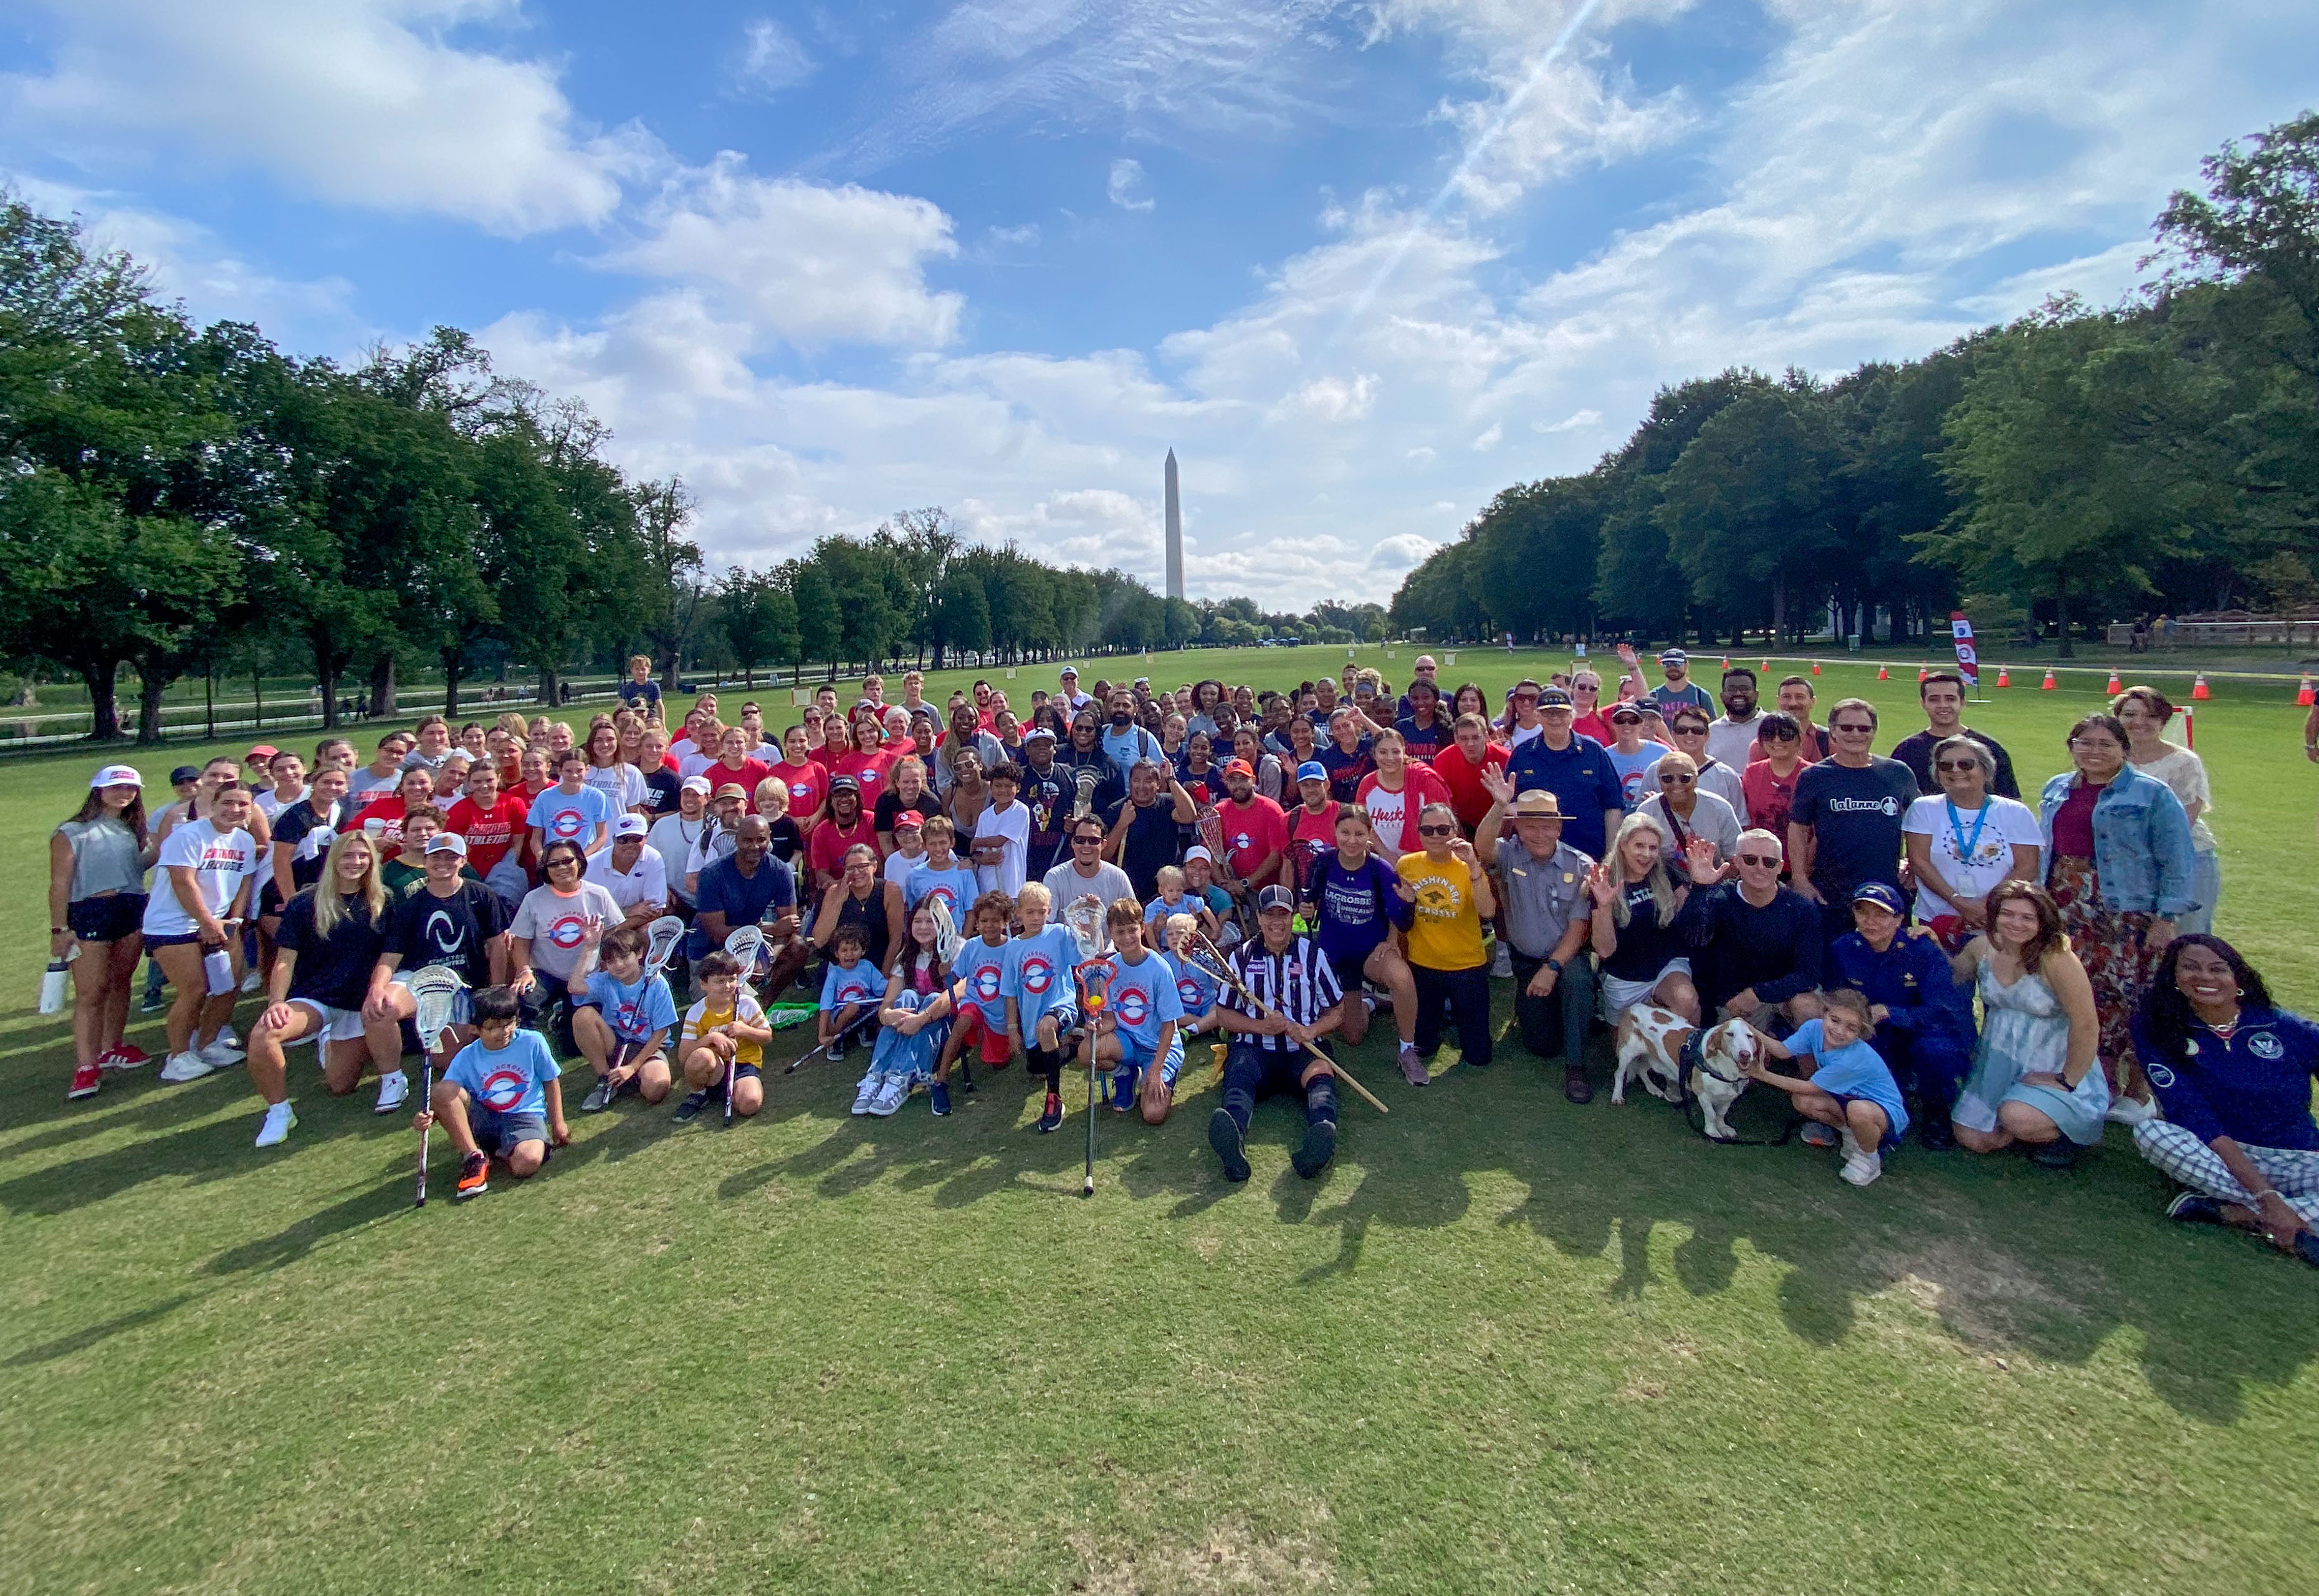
[1417,823,1456,837]
[1764,727,1799,740]
[1934,758,1980,773]
[1735,853,1779,867]
[1658,772,1694,785]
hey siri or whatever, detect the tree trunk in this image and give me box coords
[1770,573,1788,641]
[135,672,171,745]
[441,649,465,719]
[537,664,561,709]
[82,659,122,742]
[317,670,339,729]
[661,656,677,694]
[2054,573,2075,659]
[370,653,398,720]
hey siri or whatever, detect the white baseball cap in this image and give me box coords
[681,775,713,796]
[425,832,468,857]
[611,813,649,839]
[89,763,143,789]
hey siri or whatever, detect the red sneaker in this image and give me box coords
[454,1151,490,1202]
[68,1062,102,1100]
[108,1041,151,1067]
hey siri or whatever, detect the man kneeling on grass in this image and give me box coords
[1079,896,1185,1124]
[1737,987,1909,1188]
[673,950,773,1123]
[415,983,570,1202]
[1208,885,1347,1183]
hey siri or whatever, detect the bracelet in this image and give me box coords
[2248,1187,2283,1203]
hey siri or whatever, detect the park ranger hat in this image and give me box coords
[1509,790,1567,820]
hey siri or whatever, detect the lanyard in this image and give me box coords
[1944,798,1989,867]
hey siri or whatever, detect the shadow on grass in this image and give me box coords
[4,1292,201,1365]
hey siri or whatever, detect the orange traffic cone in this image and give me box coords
[2040,668,2057,690]
[2297,674,2313,707]
[1996,665,2011,688]
[1916,667,1928,683]
[2105,670,2122,694]
[1759,658,1769,674]
[1876,664,1890,680]
[1809,661,1820,676]
[2191,672,2210,701]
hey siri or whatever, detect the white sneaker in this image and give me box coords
[869,1079,907,1117]
[1838,1126,1864,1163]
[198,1032,245,1066]
[159,1050,218,1083]
[239,968,261,993]
[373,1070,409,1116]
[1840,1150,1883,1187]
[1491,941,1513,979]
[850,1081,877,1116]
[2105,1094,2158,1126]
[254,1102,297,1148]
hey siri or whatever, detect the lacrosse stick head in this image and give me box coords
[929,896,963,965]
[1061,896,1104,962]
[1071,764,1099,821]
[722,924,767,979]
[1194,803,1235,881]
[641,915,686,977]
[1075,953,1116,1017]
[406,966,467,1056]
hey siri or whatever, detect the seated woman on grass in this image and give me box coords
[1738,987,1909,1188]
[1948,881,2106,1168]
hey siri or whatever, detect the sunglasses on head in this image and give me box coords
[1735,852,1778,867]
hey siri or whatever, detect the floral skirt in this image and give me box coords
[2047,854,2157,1096]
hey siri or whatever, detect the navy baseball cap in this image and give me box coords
[1256,885,1296,914]
[1850,881,1906,914]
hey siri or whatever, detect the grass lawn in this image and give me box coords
[2,649,2315,1595]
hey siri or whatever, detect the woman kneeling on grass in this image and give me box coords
[414,984,569,1202]
[1738,988,1909,1188]
[2131,936,2319,1268]
[1947,881,2106,1168]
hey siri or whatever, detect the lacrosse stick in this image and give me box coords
[1193,803,1237,886]
[641,914,686,977]
[1183,931,1388,1116]
[404,967,467,1207]
[414,1066,434,1207]
[722,923,765,982]
[929,895,963,966]
[1063,898,1111,1198]
[1070,764,1101,823]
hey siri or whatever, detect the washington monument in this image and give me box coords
[1164,449,1183,600]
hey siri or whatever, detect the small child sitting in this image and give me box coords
[416,983,569,1202]
[1741,988,1908,1187]
[818,925,884,1063]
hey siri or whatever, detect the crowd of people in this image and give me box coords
[41,646,2319,1264]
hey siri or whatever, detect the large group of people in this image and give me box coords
[41,646,2318,1265]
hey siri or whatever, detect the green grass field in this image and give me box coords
[3,647,2315,1595]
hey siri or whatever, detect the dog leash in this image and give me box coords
[1675,1053,1803,1147]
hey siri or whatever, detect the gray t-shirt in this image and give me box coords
[1492,837,1594,960]
[1705,712,1764,771]
[58,815,146,900]
[1040,859,1135,925]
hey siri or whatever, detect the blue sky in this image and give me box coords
[4,0,2315,608]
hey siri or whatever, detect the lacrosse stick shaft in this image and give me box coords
[1188,932,1389,1116]
[414,1066,433,1207]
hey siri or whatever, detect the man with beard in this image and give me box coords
[1098,689,1165,783]
[1213,758,1288,917]
[1054,708,1123,828]
[1705,667,1766,770]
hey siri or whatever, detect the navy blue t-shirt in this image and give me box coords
[1504,733,1623,861]
[1789,757,1918,896]
[1314,853,1414,971]
[690,853,796,957]
[1394,712,1448,763]
[1317,741,1374,805]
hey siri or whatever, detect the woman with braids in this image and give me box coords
[2131,937,2319,1267]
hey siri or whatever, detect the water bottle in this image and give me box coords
[204,949,235,996]
[38,955,72,1015]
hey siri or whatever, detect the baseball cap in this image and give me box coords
[169,765,201,786]
[1222,758,1255,778]
[244,743,278,762]
[1510,790,1567,819]
[1296,760,1329,784]
[1183,844,1213,864]
[424,832,468,857]
[1059,666,1079,678]
[90,763,143,789]
[1658,648,1689,666]
[828,773,860,792]
[1256,885,1296,914]
[1850,881,1906,914]
[712,781,748,801]
[611,813,648,839]
[681,775,713,796]
[1537,686,1573,710]
[1023,725,1057,743]
[893,809,924,829]
[1609,702,1645,723]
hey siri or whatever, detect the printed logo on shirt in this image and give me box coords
[614,998,649,1038]
[1114,983,1154,1028]
[790,781,812,801]
[1825,796,1901,817]
[1019,953,1056,996]
[833,977,879,1006]
[2146,1061,2177,1088]
[2250,1032,2285,1061]
[971,964,1005,1005]
[546,912,589,952]
[476,1065,530,1114]
[423,906,463,955]
[548,806,587,841]
[1175,975,1208,1012]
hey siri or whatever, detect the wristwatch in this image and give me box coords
[1544,958,1563,975]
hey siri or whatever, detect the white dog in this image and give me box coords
[1612,1006,1763,1141]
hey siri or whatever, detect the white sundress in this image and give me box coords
[1955,960,2110,1145]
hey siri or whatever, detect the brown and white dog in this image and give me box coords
[1612,1006,1764,1141]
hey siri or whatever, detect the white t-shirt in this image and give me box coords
[2134,745,2216,852]
[1041,859,1134,924]
[975,798,1031,896]
[1506,721,1541,749]
[883,848,927,893]
[1706,712,1764,771]
[677,752,717,783]
[582,762,646,813]
[1692,757,1746,817]
[141,820,261,937]
[585,845,667,914]
[510,881,626,983]
[647,813,709,906]
[1901,794,2042,920]
[254,785,307,822]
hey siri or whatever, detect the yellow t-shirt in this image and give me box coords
[682,995,765,1067]
[1397,852,1486,972]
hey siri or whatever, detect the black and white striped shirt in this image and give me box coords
[1226,934,1344,1051]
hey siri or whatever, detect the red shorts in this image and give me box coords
[954,1005,1013,1065]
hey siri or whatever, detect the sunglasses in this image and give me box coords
[1658,772,1694,785]
[1418,823,1456,837]
[1763,728,1800,741]
[1934,758,1981,772]
[1735,852,1779,867]
[1831,723,1873,735]
[1073,834,1104,844]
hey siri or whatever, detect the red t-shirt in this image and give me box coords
[1215,795,1288,882]
[2051,780,2099,858]
[807,811,880,882]
[768,759,827,826]
[445,793,532,877]
[1284,802,1342,897]
[833,749,892,791]
[703,757,771,799]
[1742,759,1804,838]
[1572,711,1614,746]
[1430,741,1509,831]
[1356,765,1454,856]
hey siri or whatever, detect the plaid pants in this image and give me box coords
[2134,1121,2319,1223]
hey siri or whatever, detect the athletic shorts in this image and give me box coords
[472,1110,552,1158]
[953,1005,1013,1065]
[390,969,473,1028]
[289,998,367,1045]
[143,931,208,952]
[734,1062,762,1083]
[68,894,146,943]
[1116,1032,1187,1089]
[1599,958,1693,1021]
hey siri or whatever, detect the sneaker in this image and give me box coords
[68,1061,102,1101]
[850,1081,877,1116]
[2295,1230,2319,1269]
[581,1076,617,1113]
[1838,1125,1865,1164]
[1918,1112,1956,1152]
[197,1032,245,1067]
[1293,1117,1337,1179]
[1037,1092,1064,1134]
[1109,1069,1134,1112]
[1840,1150,1883,1187]
[455,1150,490,1201]
[239,968,261,993]
[1397,1046,1428,1087]
[159,1050,218,1083]
[1208,1107,1251,1183]
[1491,941,1513,979]
[1563,1066,1593,1105]
[372,1071,409,1116]
[1801,1122,1838,1149]
[1360,992,1379,1015]
[826,1032,848,1063]
[869,1079,907,1117]
[2166,1192,2227,1226]
[139,991,165,1014]
[671,1089,710,1124]
[2105,1094,2158,1127]
[930,1081,952,1116]
[113,1041,151,1065]
[2030,1139,2078,1170]
[254,1102,296,1149]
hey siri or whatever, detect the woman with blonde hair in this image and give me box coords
[245,829,406,1147]
[1587,811,1698,1024]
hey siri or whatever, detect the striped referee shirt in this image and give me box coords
[1226,934,1345,1051]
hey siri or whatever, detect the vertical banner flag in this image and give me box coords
[1949,610,1979,687]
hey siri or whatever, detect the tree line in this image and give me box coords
[0,198,1395,744]
[1389,112,2319,658]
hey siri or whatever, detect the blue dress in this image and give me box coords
[1956,961,2110,1144]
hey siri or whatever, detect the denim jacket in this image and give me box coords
[2037,765,2197,918]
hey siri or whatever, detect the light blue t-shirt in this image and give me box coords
[1003,924,1080,1036]
[820,960,884,1013]
[1161,949,1221,1021]
[1144,891,1198,930]
[1789,1018,1909,1140]
[1099,724,1163,783]
[447,1028,560,1120]
[1101,947,1184,1053]
[527,785,613,849]
[581,969,678,1044]
[1604,743,1666,813]
[953,935,1011,1030]
[904,859,980,924]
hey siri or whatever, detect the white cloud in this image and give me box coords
[1107,157,1155,212]
[4,0,641,235]
[1368,532,1439,571]
[1536,407,1601,432]
[739,18,817,95]
[1272,374,1379,424]
[1470,422,1503,450]
[604,155,964,350]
